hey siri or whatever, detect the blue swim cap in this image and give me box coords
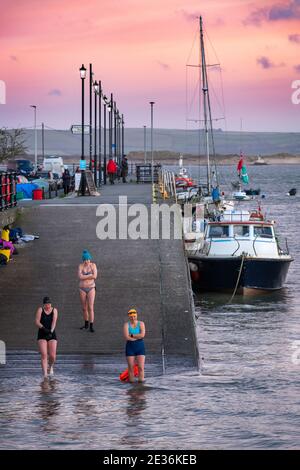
[82,249,92,261]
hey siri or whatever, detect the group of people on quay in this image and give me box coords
[35,249,146,383]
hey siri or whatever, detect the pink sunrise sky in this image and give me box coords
[0,0,300,132]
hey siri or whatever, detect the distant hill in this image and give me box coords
[14,128,300,159]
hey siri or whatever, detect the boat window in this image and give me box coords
[233,225,250,237]
[254,226,273,239]
[209,225,229,238]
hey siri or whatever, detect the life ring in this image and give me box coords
[250,210,264,221]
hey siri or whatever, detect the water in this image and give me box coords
[0,165,300,449]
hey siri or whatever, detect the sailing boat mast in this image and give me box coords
[199,16,219,194]
[200,16,211,193]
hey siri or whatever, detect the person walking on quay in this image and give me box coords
[121,155,128,183]
[78,249,97,333]
[35,297,58,379]
[107,158,117,185]
[62,169,71,195]
[123,308,146,383]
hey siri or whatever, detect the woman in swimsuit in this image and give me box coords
[123,308,146,383]
[35,296,58,379]
[78,249,97,332]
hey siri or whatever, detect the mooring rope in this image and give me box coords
[227,253,246,304]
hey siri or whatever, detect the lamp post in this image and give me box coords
[89,63,93,171]
[109,93,113,161]
[98,81,102,186]
[30,105,37,170]
[121,114,124,164]
[150,101,155,186]
[93,80,99,186]
[118,114,121,165]
[103,97,107,184]
[79,64,87,196]
[114,101,117,165]
[143,125,147,163]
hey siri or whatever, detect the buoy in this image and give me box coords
[119,364,139,382]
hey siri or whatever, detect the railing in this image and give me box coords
[157,168,177,202]
[0,171,17,212]
[276,236,290,256]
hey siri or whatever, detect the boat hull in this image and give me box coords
[188,256,293,293]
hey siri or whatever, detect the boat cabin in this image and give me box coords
[201,210,280,258]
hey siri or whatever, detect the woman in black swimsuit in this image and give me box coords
[78,249,98,332]
[35,296,58,379]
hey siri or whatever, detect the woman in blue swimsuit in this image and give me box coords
[123,308,146,383]
[78,250,98,332]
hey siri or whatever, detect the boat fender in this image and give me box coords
[189,262,198,272]
[119,364,139,382]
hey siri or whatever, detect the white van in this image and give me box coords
[43,156,64,177]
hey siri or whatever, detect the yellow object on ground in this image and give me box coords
[0,249,10,261]
[1,229,9,242]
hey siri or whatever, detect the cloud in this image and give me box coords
[180,9,200,22]
[10,55,18,61]
[294,64,300,72]
[257,56,275,69]
[48,89,62,96]
[245,1,300,26]
[157,61,170,71]
[257,56,285,69]
[289,33,300,43]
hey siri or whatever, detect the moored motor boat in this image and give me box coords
[188,208,293,294]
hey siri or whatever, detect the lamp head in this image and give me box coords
[79,64,87,79]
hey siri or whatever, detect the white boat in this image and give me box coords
[253,155,268,165]
[189,208,293,294]
[232,189,251,201]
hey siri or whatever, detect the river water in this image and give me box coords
[0,165,299,449]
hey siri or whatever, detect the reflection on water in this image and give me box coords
[0,165,300,449]
[126,384,148,418]
[38,379,61,430]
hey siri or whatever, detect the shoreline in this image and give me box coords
[17,153,300,166]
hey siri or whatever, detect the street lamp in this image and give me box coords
[93,80,99,186]
[143,125,147,163]
[30,105,37,170]
[89,63,93,171]
[108,94,113,161]
[150,101,155,186]
[103,95,108,184]
[79,63,86,196]
[121,114,124,164]
[114,101,117,165]
[98,81,102,186]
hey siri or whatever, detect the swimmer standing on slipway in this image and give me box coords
[35,296,58,379]
[78,249,98,333]
[123,308,146,383]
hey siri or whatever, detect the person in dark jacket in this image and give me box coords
[62,169,71,194]
[121,156,128,183]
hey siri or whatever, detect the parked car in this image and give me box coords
[7,159,34,176]
[34,171,62,190]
